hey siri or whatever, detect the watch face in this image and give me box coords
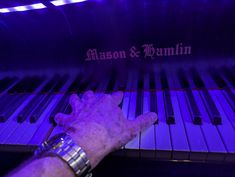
[47,133,67,149]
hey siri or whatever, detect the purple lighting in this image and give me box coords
[51,0,87,6]
[0,3,46,13]
[0,0,87,13]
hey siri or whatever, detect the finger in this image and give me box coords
[54,113,74,126]
[111,91,123,105]
[127,112,158,136]
[81,90,96,104]
[69,94,82,114]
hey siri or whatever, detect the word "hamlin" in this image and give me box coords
[85,43,191,61]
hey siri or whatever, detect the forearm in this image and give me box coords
[6,156,74,177]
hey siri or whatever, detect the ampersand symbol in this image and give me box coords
[129,46,140,58]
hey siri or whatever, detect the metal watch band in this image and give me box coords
[35,133,92,177]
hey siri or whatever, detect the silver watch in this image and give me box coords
[34,133,92,177]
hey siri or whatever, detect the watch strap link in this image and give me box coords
[35,133,92,177]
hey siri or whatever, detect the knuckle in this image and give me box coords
[102,94,112,102]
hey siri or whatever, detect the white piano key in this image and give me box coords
[208,90,235,162]
[217,90,235,129]
[121,71,133,118]
[124,72,140,155]
[18,94,62,145]
[140,87,156,158]
[121,91,131,118]
[0,79,49,144]
[155,91,172,160]
[27,77,75,145]
[177,91,208,161]
[193,90,227,161]
[169,91,190,160]
[125,77,139,157]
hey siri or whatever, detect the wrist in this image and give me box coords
[67,122,112,169]
[35,133,92,177]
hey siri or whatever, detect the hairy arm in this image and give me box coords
[6,91,157,177]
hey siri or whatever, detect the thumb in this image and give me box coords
[127,112,158,136]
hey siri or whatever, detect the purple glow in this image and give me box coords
[30,3,47,10]
[0,8,11,13]
[0,3,46,13]
[13,6,29,12]
[51,0,87,6]
[0,0,87,13]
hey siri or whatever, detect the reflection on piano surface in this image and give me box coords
[0,65,235,163]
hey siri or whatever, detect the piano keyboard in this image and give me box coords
[0,67,235,163]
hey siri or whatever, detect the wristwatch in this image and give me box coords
[34,133,92,177]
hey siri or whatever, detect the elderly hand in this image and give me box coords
[55,90,157,168]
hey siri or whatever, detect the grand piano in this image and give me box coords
[0,0,235,176]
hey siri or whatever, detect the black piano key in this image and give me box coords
[221,66,235,87]
[150,91,158,125]
[224,88,235,112]
[191,68,205,89]
[185,89,202,125]
[118,78,128,108]
[0,94,28,122]
[148,70,158,123]
[149,70,158,111]
[164,90,175,124]
[160,70,169,89]
[17,94,45,123]
[136,74,144,117]
[161,70,175,124]
[208,68,227,89]
[209,68,235,112]
[149,70,156,90]
[17,76,63,123]
[49,94,70,124]
[25,76,45,93]
[178,69,190,89]
[29,75,69,123]
[67,74,82,93]
[53,75,69,93]
[77,70,95,93]
[150,91,157,112]
[40,75,59,93]
[29,93,55,123]
[149,70,158,124]
[178,69,202,124]
[7,76,43,94]
[106,70,117,92]
[202,89,221,125]
[0,76,18,93]
[0,76,43,119]
[191,68,221,125]
[8,77,29,94]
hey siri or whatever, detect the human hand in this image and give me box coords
[55,90,157,168]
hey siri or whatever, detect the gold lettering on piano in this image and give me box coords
[85,43,191,61]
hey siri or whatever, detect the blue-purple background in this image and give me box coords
[0,0,234,70]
